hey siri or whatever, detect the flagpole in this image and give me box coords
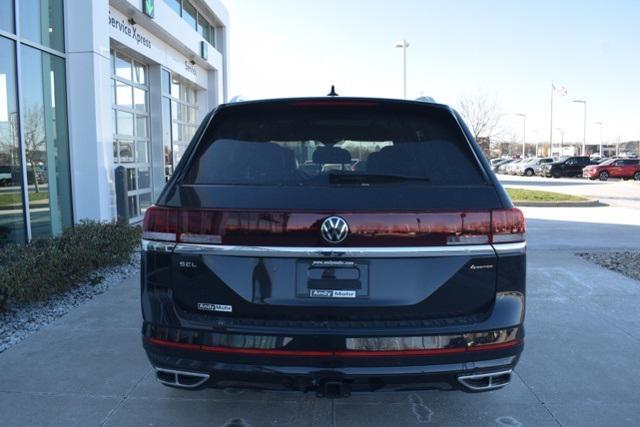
[549,82,554,156]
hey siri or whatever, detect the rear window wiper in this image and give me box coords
[328,173,431,184]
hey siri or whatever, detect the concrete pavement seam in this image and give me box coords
[0,389,122,399]
[97,367,153,427]
[513,371,564,427]
[331,399,336,427]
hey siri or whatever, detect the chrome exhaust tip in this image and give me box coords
[457,369,512,391]
[154,367,210,389]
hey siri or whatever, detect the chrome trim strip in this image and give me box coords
[142,239,176,253]
[492,241,527,255]
[172,243,496,258]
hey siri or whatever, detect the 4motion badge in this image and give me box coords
[469,264,494,270]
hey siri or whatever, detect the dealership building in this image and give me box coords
[0,0,229,245]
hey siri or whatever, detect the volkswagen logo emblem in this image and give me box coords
[321,216,349,244]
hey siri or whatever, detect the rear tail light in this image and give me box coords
[142,206,178,241]
[143,206,223,243]
[445,209,526,245]
[491,208,526,243]
[142,206,525,245]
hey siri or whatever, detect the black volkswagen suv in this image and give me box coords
[141,98,526,397]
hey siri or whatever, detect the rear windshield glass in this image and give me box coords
[184,103,486,186]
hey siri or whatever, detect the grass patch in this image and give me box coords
[506,187,588,202]
[0,191,48,205]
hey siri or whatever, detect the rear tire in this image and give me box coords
[634,172,640,181]
[525,169,534,177]
[599,171,609,181]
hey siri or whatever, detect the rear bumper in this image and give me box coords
[141,290,525,394]
[144,336,523,394]
[140,241,526,395]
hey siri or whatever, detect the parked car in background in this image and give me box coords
[583,158,640,181]
[0,166,12,187]
[505,160,525,175]
[540,156,593,178]
[498,159,521,174]
[492,159,514,173]
[141,97,526,396]
[513,158,554,176]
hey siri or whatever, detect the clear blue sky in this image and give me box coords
[222,0,640,143]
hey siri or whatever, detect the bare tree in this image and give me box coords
[22,105,46,193]
[457,92,503,140]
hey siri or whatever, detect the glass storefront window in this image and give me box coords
[197,14,210,41]
[161,97,172,180]
[116,111,134,136]
[111,49,151,222]
[162,72,198,182]
[134,62,146,85]
[20,44,72,238]
[19,0,65,52]
[115,53,132,81]
[133,88,146,112]
[165,0,181,16]
[161,70,170,95]
[115,82,133,108]
[0,36,25,245]
[0,0,14,33]
[182,1,197,29]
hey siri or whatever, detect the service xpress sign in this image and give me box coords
[108,11,152,48]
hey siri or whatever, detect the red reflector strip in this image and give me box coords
[148,338,520,357]
[466,340,521,352]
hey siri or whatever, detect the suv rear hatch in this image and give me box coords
[145,99,523,322]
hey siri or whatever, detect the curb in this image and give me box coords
[513,200,605,207]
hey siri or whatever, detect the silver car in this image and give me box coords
[514,158,554,176]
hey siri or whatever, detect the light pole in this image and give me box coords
[573,100,587,155]
[595,121,604,156]
[395,39,410,99]
[516,113,526,158]
[555,128,565,155]
[530,130,540,156]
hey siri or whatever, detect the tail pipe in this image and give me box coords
[154,367,210,389]
[457,369,512,391]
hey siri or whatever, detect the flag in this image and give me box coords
[552,84,568,96]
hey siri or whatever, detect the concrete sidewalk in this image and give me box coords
[2,220,640,425]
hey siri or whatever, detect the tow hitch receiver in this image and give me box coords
[317,378,351,398]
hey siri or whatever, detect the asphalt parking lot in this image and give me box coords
[1,179,639,426]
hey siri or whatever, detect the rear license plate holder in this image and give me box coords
[296,260,369,299]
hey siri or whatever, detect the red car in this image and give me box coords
[583,158,640,181]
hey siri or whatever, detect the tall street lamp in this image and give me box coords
[516,113,526,157]
[395,39,410,99]
[530,130,540,156]
[573,100,587,155]
[555,128,565,155]
[595,121,604,156]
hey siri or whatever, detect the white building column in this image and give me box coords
[65,0,116,222]
[148,65,165,200]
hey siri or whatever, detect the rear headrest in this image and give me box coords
[312,146,352,164]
